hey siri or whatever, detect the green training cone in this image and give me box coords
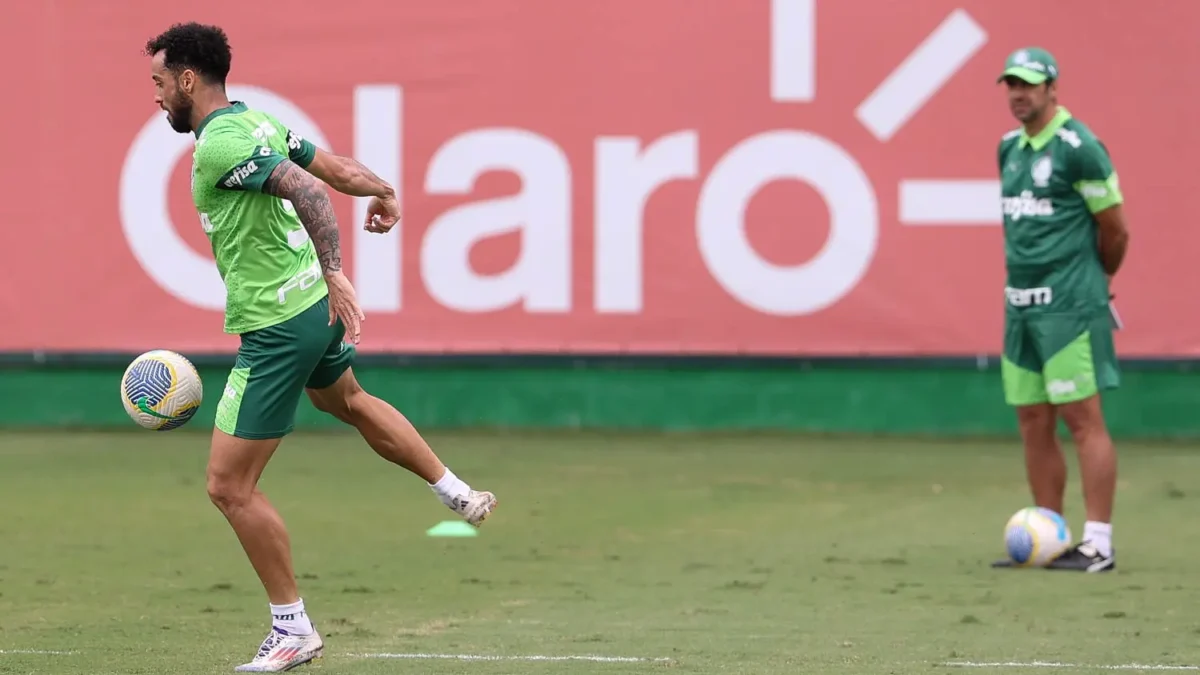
[426,520,479,537]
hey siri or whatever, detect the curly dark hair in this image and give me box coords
[144,22,232,85]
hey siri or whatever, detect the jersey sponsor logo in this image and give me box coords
[1046,378,1078,397]
[224,160,260,189]
[1005,285,1052,307]
[287,227,310,249]
[1011,51,1059,79]
[1055,128,1082,149]
[251,120,278,142]
[1001,190,1054,221]
[286,130,304,152]
[276,261,322,304]
[1031,156,1053,187]
[1047,372,1093,398]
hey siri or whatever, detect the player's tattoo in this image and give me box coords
[263,160,342,273]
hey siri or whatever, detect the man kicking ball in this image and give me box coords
[143,21,499,670]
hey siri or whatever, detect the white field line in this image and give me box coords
[8,649,1193,671]
[944,661,1199,671]
[351,652,673,664]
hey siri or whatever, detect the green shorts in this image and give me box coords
[1001,310,1119,407]
[215,295,356,439]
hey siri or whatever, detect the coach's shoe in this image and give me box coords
[235,626,324,672]
[1045,541,1115,573]
[449,489,498,527]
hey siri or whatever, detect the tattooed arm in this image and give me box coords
[303,147,401,234]
[263,157,365,341]
[303,148,395,199]
[262,159,342,274]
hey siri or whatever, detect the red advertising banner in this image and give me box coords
[2,1,1194,356]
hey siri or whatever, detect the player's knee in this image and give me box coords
[206,467,254,513]
[312,394,358,424]
[1016,405,1057,448]
[310,380,368,425]
[1016,405,1053,427]
[309,392,347,421]
[338,387,374,426]
[1058,397,1108,443]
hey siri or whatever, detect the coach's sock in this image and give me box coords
[1083,521,1113,558]
[271,599,314,636]
[430,467,470,508]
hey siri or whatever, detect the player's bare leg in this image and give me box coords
[1059,396,1116,523]
[207,430,324,671]
[1015,403,1067,516]
[207,431,298,603]
[993,402,1067,569]
[1049,395,1117,571]
[306,370,443,482]
[306,368,497,526]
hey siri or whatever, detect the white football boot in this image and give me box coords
[448,489,498,526]
[234,626,323,672]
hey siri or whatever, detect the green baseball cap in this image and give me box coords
[997,47,1059,85]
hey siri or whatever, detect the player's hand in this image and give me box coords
[324,270,364,344]
[364,194,401,234]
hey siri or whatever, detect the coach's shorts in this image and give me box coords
[215,295,356,439]
[1001,310,1119,407]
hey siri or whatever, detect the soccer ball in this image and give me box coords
[1004,506,1073,567]
[120,350,204,431]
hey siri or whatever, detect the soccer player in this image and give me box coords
[991,47,1129,573]
[144,23,499,671]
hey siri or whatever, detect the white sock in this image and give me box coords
[430,466,470,507]
[1083,521,1113,558]
[270,599,314,636]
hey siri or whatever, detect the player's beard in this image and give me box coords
[1010,99,1039,123]
[165,93,195,134]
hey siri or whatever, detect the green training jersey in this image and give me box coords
[190,101,325,334]
[997,106,1123,315]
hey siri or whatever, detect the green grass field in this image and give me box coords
[1,430,1198,674]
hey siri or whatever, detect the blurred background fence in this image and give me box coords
[3,0,1197,438]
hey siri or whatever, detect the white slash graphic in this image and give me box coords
[898,180,1000,225]
[770,0,816,102]
[856,9,988,142]
[354,85,403,311]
